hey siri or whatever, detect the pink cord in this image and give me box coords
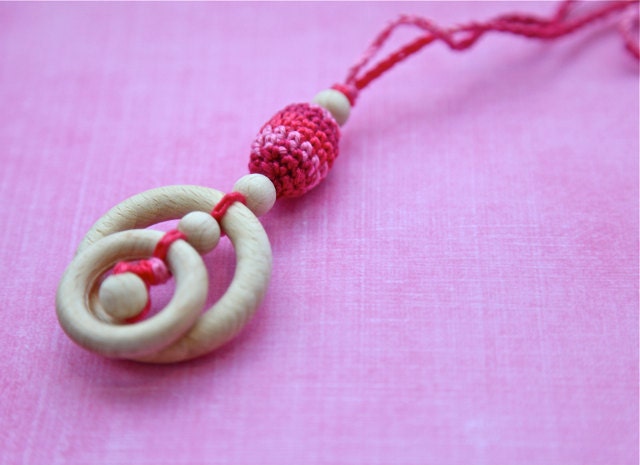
[336,0,639,104]
[619,4,640,57]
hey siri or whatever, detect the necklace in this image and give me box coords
[55,0,639,363]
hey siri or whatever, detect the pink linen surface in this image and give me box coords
[0,2,637,464]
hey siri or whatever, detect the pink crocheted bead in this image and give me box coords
[249,103,340,198]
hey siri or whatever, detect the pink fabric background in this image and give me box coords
[1,2,637,464]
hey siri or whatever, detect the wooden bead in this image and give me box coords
[313,89,351,126]
[178,211,221,254]
[233,174,276,216]
[99,273,148,321]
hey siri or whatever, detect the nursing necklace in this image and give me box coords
[56,1,639,363]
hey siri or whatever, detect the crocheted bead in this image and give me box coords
[249,103,340,198]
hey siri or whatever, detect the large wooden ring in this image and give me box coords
[57,185,272,363]
[56,230,208,359]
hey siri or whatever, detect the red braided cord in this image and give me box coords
[211,192,246,223]
[619,4,640,57]
[152,229,186,261]
[113,260,161,286]
[338,0,639,104]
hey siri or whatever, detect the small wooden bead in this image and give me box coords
[178,211,221,254]
[233,174,276,216]
[99,273,148,321]
[313,89,351,126]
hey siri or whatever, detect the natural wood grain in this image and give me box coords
[313,89,351,126]
[56,229,208,359]
[98,272,148,321]
[59,185,272,363]
[178,211,221,254]
[232,174,276,217]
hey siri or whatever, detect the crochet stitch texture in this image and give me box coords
[249,103,340,198]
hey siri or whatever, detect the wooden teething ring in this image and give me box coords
[56,230,208,359]
[56,185,272,363]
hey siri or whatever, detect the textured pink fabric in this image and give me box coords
[0,2,637,464]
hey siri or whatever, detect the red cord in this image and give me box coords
[337,0,639,104]
[619,4,640,57]
[152,229,186,262]
[211,192,246,223]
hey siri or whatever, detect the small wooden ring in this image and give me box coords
[66,185,272,363]
[56,230,208,359]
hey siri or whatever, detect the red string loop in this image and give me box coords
[152,229,186,262]
[211,192,246,223]
[619,4,640,57]
[340,0,639,105]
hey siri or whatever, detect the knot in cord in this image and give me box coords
[113,257,171,286]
